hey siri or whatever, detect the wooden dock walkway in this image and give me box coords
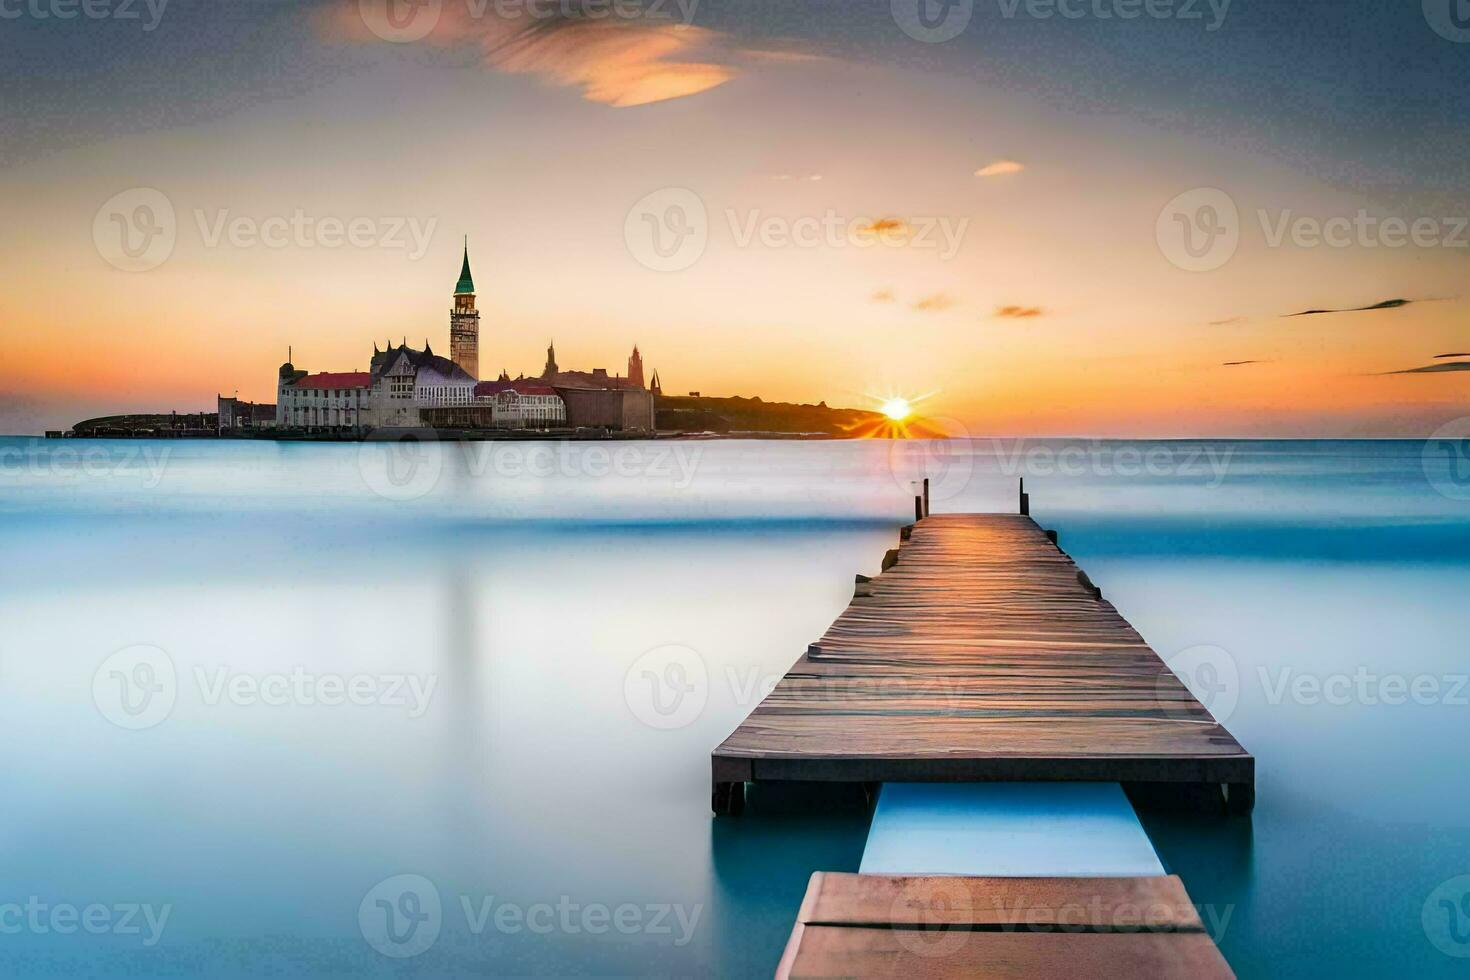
[776,872,1235,979]
[712,511,1253,815]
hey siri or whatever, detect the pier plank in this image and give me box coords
[776,872,1235,979]
[713,514,1253,810]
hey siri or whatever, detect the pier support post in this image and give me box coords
[1225,782,1255,816]
[1019,478,1030,516]
[922,478,930,517]
[712,781,745,816]
[914,495,924,522]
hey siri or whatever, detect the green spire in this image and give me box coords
[455,238,475,295]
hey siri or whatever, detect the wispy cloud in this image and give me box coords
[913,293,956,312]
[1381,361,1470,375]
[975,160,1024,178]
[1286,298,1411,317]
[1209,316,1245,326]
[994,304,1044,319]
[859,217,910,237]
[1434,352,1469,359]
[322,2,744,107]
[871,288,894,303]
[1222,360,1267,367]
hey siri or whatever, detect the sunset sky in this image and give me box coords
[2,0,1467,435]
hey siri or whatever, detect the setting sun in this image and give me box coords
[881,398,913,421]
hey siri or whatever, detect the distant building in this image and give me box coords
[556,386,656,432]
[449,241,480,380]
[627,345,645,389]
[475,380,566,428]
[368,341,476,428]
[217,395,276,431]
[276,243,661,433]
[276,366,372,431]
[536,341,659,393]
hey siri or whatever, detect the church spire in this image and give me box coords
[455,238,475,296]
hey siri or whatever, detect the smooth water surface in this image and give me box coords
[2,436,1468,977]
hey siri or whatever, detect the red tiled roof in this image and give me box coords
[475,381,559,397]
[298,372,371,390]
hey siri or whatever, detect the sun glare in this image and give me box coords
[881,397,913,421]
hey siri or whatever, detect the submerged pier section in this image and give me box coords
[712,512,1253,815]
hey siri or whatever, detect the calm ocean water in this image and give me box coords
[2,436,1468,978]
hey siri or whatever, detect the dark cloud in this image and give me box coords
[1382,361,1470,375]
[994,305,1044,319]
[1287,298,1411,317]
[1434,352,1470,359]
[1222,360,1266,367]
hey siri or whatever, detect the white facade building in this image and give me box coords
[474,381,567,429]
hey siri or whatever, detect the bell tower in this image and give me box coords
[450,239,480,380]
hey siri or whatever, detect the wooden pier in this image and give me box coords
[711,506,1253,815]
